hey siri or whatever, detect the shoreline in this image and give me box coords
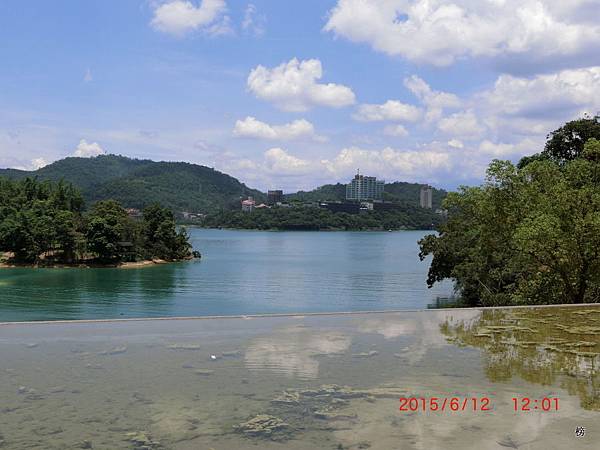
[183,225,433,232]
[0,257,194,270]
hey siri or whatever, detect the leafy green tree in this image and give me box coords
[141,203,191,260]
[85,200,133,262]
[420,135,600,306]
[0,178,83,262]
[519,115,600,168]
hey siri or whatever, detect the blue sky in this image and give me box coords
[1,0,599,191]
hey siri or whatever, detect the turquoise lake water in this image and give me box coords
[0,228,453,322]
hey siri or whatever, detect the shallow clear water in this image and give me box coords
[0,306,598,449]
[0,229,453,322]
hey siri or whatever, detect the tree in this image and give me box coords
[519,115,600,168]
[85,200,133,262]
[420,134,600,306]
[141,203,191,260]
[0,178,194,265]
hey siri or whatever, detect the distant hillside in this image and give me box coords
[285,181,446,209]
[285,183,347,202]
[0,155,264,213]
[0,155,447,213]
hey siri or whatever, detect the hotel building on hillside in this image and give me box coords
[345,172,385,201]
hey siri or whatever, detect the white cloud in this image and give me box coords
[353,100,422,122]
[73,139,105,158]
[31,157,49,170]
[482,66,600,119]
[383,124,409,137]
[478,138,539,157]
[404,75,461,122]
[205,14,234,37]
[247,58,356,112]
[263,147,311,174]
[324,0,600,72]
[242,3,266,36]
[321,146,452,180]
[437,110,484,139]
[150,0,228,36]
[233,116,325,142]
[447,139,463,149]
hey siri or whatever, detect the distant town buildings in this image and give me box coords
[267,190,283,205]
[346,171,385,201]
[241,197,255,212]
[420,185,433,209]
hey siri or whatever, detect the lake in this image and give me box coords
[0,228,453,322]
[1,306,599,449]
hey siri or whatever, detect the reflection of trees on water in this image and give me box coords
[441,307,600,410]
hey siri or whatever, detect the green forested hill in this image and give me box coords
[285,181,446,209]
[0,155,264,213]
[384,182,446,209]
[0,154,446,214]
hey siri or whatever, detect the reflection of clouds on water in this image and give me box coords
[358,311,480,364]
[408,390,590,450]
[245,326,350,379]
[335,388,594,450]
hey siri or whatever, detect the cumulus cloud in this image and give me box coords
[437,110,484,139]
[324,0,600,72]
[233,116,325,142]
[447,139,463,149]
[353,100,422,122]
[481,66,600,120]
[73,139,105,158]
[31,158,49,170]
[321,146,452,180]
[242,3,266,36]
[383,124,409,137]
[247,58,356,112]
[150,0,228,36]
[263,147,311,174]
[404,75,461,122]
[478,138,539,157]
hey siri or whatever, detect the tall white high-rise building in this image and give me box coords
[420,185,433,209]
[346,171,384,200]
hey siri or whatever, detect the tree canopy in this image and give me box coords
[202,205,442,231]
[0,178,193,265]
[518,115,600,168]
[420,120,600,306]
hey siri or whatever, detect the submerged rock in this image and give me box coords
[235,414,290,440]
[125,431,161,449]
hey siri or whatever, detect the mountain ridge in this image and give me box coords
[1,154,446,212]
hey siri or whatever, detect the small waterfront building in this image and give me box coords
[346,171,385,200]
[420,185,433,209]
[241,197,255,212]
